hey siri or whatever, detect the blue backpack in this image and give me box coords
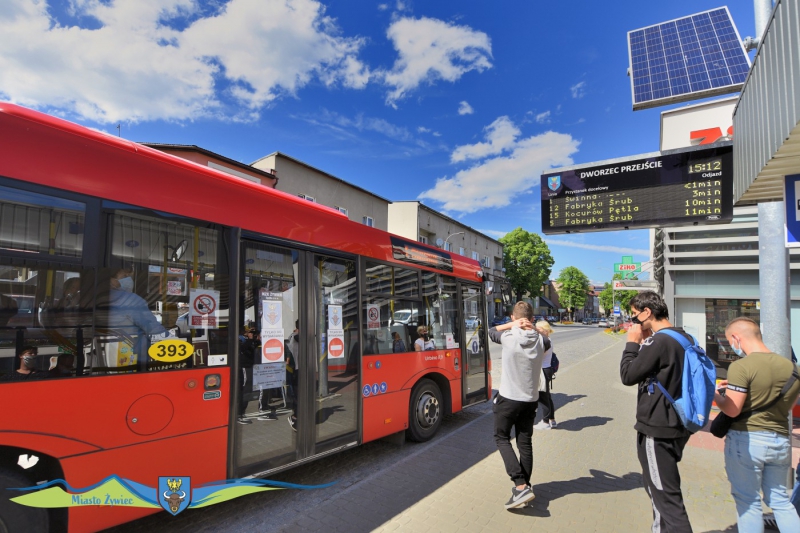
[650,329,716,433]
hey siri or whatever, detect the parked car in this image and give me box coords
[597,319,608,327]
[546,316,557,324]
[491,315,511,327]
[582,318,591,325]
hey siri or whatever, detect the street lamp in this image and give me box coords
[443,231,465,249]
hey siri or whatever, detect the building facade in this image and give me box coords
[144,144,278,188]
[252,151,390,231]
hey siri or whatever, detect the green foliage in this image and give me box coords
[599,273,639,315]
[556,266,590,319]
[499,228,554,302]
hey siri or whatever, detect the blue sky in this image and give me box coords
[0,0,757,284]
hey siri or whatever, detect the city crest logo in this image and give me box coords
[548,175,561,191]
[160,476,191,516]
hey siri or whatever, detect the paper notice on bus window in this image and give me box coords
[367,304,380,330]
[253,362,285,389]
[167,281,182,296]
[261,328,285,363]
[446,334,455,349]
[327,329,345,359]
[328,305,342,330]
[261,299,283,331]
[189,288,220,329]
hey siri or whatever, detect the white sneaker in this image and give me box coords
[533,421,551,430]
[549,420,558,428]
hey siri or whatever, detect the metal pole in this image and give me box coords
[754,0,774,41]
[758,201,791,359]
[758,199,794,489]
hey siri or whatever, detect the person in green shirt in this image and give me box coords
[714,317,800,533]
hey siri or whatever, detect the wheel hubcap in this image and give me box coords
[416,392,439,428]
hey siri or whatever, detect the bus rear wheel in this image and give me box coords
[406,379,443,442]
[0,467,49,533]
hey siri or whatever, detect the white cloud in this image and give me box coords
[418,126,430,133]
[383,17,492,106]
[418,117,579,214]
[432,131,442,137]
[535,110,551,124]
[571,81,586,99]
[0,0,370,123]
[450,116,520,163]
[458,100,474,115]
[545,239,649,257]
[378,3,390,10]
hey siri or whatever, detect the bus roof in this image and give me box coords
[0,103,483,282]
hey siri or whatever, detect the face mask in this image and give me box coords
[732,338,744,357]
[118,276,134,293]
[22,355,35,368]
[631,311,645,325]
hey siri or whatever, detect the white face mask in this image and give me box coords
[118,276,134,293]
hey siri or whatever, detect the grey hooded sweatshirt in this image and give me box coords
[489,327,547,402]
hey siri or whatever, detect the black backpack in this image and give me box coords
[550,352,560,374]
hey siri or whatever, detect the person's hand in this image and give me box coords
[515,317,532,329]
[627,324,644,344]
[716,379,728,390]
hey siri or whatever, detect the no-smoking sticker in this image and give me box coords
[189,289,220,329]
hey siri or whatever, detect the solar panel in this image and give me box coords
[628,7,751,111]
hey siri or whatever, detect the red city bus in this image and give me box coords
[0,103,495,533]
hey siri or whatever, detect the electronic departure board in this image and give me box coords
[541,145,733,235]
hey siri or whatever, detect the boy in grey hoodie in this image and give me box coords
[489,301,548,509]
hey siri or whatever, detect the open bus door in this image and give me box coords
[460,282,488,407]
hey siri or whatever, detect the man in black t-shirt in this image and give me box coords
[620,291,694,533]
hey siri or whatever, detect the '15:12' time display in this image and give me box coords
[688,158,722,174]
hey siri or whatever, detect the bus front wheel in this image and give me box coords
[0,467,49,533]
[406,379,443,442]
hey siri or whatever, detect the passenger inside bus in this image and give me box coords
[1,346,41,381]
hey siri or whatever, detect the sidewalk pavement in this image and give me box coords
[275,334,799,533]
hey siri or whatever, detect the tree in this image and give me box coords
[599,273,639,316]
[499,228,554,302]
[556,266,590,321]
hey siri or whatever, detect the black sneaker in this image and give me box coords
[237,417,252,425]
[257,414,278,421]
[504,485,535,509]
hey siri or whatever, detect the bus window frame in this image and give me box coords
[0,175,102,266]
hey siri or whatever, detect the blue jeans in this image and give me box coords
[725,430,800,533]
[792,461,800,515]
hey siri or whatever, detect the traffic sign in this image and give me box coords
[262,338,284,362]
[328,337,344,359]
[785,174,800,247]
[613,280,657,290]
[613,305,621,316]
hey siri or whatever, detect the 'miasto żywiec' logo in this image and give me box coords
[548,175,561,192]
[159,477,191,516]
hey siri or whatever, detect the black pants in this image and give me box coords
[493,394,538,487]
[636,432,693,533]
[538,368,556,421]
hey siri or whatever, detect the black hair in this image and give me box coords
[629,291,669,321]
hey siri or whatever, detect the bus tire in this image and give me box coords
[406,378,443,442]
[0,467,49,533]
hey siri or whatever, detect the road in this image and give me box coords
[108,324,620,533]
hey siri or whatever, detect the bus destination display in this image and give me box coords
[541,145,733,234]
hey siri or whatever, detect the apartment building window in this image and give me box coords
[334,206,348,216]
[443,242,452,251]
[459,247,465,256]
[298,193,315,202]
[362,216,374,227]
[419,236,428,244]
[484,256,493,269]
[471,251,480,261]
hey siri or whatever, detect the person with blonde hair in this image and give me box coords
[534,320,558,430]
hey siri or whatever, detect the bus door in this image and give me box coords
[233,241,359,476]
[460,283,488,406]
